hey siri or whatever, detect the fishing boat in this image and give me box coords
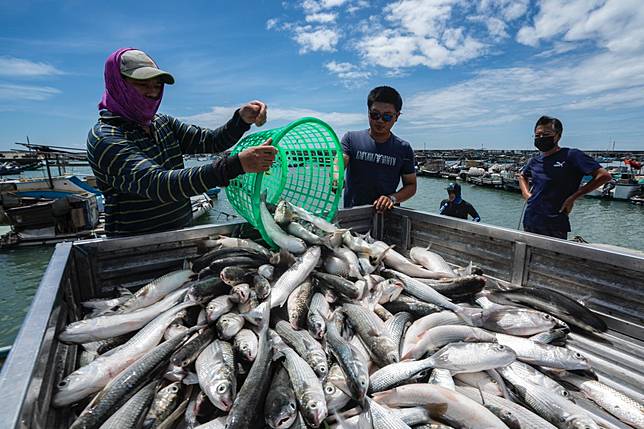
[417,159,444,177]
[0,162,24,176]
[0,192,101,248]
[1,206,642,427]
[500,170,521,192]
[611,172,642,200]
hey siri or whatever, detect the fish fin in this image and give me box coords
[182,258,192,271]
[576,294,592,306]
[371,245,394,267]
[425,243,432,251]
[182,372,200,385]
[455,306,474,326]
[116,287,133,297]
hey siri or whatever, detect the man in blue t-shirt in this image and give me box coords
[341,86,417,211]
[519,116,612,239]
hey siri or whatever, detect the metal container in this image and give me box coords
[1,206,642,428]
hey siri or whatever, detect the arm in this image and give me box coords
[468,203,481,222]
[560,167,612,214]
[374,173,417,212]
[88,132,243,203]
[168,109,251,155]
[518,173,531,200]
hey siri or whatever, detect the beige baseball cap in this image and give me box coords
[120,49,175,84]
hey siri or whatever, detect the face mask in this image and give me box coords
[534,135,556,152]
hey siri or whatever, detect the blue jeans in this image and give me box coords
[524,224,568,240]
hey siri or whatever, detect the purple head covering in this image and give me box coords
[98,47,164,126]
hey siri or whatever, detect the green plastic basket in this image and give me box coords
[225,117,345,248]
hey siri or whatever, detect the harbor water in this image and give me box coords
[0,163,642,349]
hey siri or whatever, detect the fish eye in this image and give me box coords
[497,345,505,350]
[58,380,67,387]
[289,402,297,410]
[182,360,190,367]
[574,352,583,359]
[309,402,317,409]
[170,386,179,393]
[325,385,335,394]
[217,383,228,393]
[543,314,552,319]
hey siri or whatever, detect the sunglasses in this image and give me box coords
[369,110,396,122]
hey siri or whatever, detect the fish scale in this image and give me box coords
[275,320,328,378]
[100,381,158,429]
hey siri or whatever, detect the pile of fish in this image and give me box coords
[54,199,644,429]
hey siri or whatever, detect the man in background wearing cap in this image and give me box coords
[439,182,481,222]
[88,48,276,236]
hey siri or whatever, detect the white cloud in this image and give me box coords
[516,0,644,54]
[325,61,371,85]
[293,26,340,53]
[305,12,337,23]
[302,0,349,13]
[266,18,279,30]
[0,57,64,77]
[182,105,363,132]
[0,83,61,100]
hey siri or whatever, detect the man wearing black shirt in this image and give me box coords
[439,182,480,222]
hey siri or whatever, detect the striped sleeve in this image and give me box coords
[91,131,240,202]
[165,110,251,155]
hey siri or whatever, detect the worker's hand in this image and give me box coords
[238,138,276,173]
[560,196,576,215]
[373,195,395,213]
[239,100,267,126]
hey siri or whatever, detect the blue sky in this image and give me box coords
[1,0,643,151]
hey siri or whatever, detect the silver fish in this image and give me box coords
[260,194,307,254]
[100,381,158,429]
[370,342,516,393]
[333,246,364,279]
[116,269,193,313]
[265,366,297,429]
[409,246,456,278]
[326,313,370,401]
[402,325,497,360]
[559,373,644,428]
[372,384,509,428]
[205,295,234,323]
[402,311,464,358]
[233,328,258,362]
[270,246,321,308]
[308,292,330,339]
[287,280,314,329]
[59,287,188,343]
[458,385,558,429]
[342,303,399,367]
[324,364,352,413]
[258,264,275,280]
[374,242,447,279]
[143,381,182,429]
[195,340,236,412]
[274,321,329,379]
[496,333,590,369]
[275,344,328,427]
[481,307,557,336]
[216,313,244,340]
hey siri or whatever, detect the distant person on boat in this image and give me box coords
[87,48,276,236]
[519,115,612,239]
[340,86,417,212]
[439,182,480,222]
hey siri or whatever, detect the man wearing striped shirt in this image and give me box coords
[88,48,276,236]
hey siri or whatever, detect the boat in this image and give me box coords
[479,172,503,188]
[0,192,101,248]
[611,172,642,200]
[418,159,444,177]
[1,206,642,427]
[630,192,644,205]
[501,170,521,192]
[465,167,485,183]
[0,162,24,176]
